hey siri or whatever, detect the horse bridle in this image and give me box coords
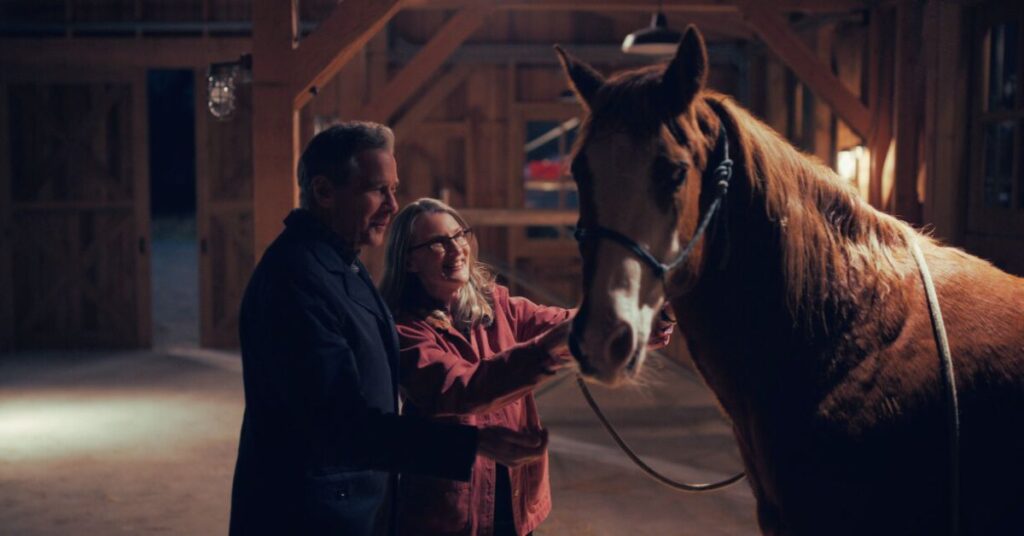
[567,114,747,492]
[572,118,734,285]
[570,115,734,365]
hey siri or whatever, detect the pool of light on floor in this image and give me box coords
[0,392,232,461]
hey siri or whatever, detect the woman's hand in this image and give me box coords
[536,319,574,370]
[647,303,676,350]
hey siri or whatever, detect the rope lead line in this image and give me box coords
[906,229,960,536]
[574,375,746,492]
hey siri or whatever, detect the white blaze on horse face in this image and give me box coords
[577,132,677,383]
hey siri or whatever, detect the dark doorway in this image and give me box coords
[147,69,199,348]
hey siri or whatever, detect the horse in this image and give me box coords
[555,26,1024,535]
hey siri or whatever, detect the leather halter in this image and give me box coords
[573,116,734,284]
[569,114,734,368]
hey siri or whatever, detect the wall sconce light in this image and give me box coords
[836,145,867,183]
[207,54,252,121]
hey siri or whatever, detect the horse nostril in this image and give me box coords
[606,323,634,363]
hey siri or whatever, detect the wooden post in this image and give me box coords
[0,83,11,351]
[867,7,895,209]
[252,0,403,260]
[252,1,300,259]
[892,0,925,224]
[921,1,969,243]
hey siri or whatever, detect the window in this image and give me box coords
[522,117,579,239]
[969,5,1024,234]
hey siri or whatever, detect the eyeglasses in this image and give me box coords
[408,228,473,254]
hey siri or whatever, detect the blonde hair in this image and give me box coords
[380,198,495,329]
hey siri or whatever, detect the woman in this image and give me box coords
[380,198,673,536]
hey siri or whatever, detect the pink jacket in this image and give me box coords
[395,285,570,535]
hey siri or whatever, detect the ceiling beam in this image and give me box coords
[361,5,492,123]
[735,0,872,139]
[404,0,867,14]
[0,38,250,68]
[290,0,404,110]
[392,64,475,138]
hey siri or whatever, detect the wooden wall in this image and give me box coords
[2,0,1020,352]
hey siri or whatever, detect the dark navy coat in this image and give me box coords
[229,209,477,536]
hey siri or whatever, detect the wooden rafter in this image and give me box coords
[405,0,867,14]
[393,64,475,137]
[291,0,404,109]
[736,0,872,140]
[0,38,250,68]
[362,6,492,123]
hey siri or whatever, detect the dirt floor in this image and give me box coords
[0,347,757,535]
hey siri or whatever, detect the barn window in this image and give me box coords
[968,4,1024,235]
[522,118,579,240]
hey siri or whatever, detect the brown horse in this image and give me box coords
[557,26,1024,535]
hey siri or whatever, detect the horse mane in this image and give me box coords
[704,94,914,331]
[575,61,920,331]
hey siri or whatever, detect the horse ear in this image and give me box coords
[661,25,708,116]
[554,44,605,108]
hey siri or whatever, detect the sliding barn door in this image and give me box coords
[0,69,151,350]
[195,71,254,349]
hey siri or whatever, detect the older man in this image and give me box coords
[229,122,553,535]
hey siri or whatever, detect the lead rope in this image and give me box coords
[574,375,746,492]
[905,228,960,535]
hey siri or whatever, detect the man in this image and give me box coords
[229,122,555,535]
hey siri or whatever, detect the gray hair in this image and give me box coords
[380,198,495,329]
[296,121,395,209]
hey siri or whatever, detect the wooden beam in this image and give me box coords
[892,0,924,224]
[405,0,867,14]
[921,1,969,243]
[867,6,894,209]
[393,64,474,137]
[0,38,250,68]
[459,209,578,227]
[736,0,872,139]
[0,83,12,351]
[362,6,491,123]
[291,0,404,110]
[252,1,301,259]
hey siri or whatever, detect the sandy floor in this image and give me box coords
[0,348,757,535]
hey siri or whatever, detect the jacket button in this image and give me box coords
[336,490,348,499]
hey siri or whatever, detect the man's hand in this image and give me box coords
[647,304,676,350]
[477,426,549,467]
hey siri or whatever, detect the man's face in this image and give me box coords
[328,149,399,249]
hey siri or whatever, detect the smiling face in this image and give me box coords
[323,148,400,249]
[406,212,472,302]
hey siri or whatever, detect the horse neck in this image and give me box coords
[674,110,914,420]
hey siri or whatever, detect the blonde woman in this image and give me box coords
[381,198,673,535]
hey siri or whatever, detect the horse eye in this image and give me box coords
[655,157,688,190]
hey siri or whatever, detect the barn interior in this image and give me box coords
[0,0,1021,534]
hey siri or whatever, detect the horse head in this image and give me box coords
[557,27,728,385]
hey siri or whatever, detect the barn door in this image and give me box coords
[194,71,254,349]
[0,69,151,350]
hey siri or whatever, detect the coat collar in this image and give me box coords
[284,209,359,275]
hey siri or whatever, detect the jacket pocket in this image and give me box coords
[301,470,387,533]
[398,475,471,534]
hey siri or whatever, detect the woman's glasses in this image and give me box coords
[408,228,473,254]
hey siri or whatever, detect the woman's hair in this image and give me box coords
[380,198,495,329]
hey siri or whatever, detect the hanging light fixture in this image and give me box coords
[207,54,252,121]
[621,1,682,56]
